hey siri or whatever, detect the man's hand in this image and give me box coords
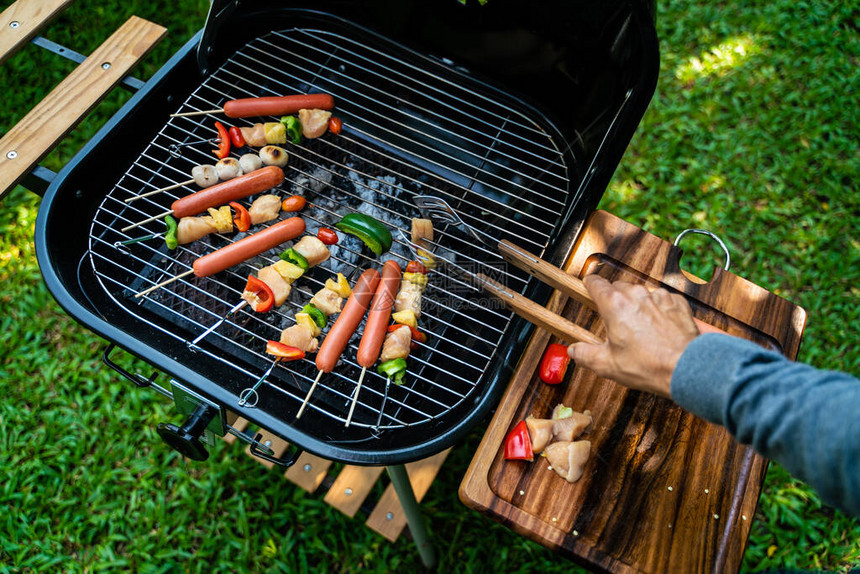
[567,275,700,397]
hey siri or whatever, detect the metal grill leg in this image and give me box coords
[386,464,437,569]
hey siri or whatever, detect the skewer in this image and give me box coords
[296,370,324,419]
[188,300,248,349]
[122,210,173,233]
[115,233,161,248]
[125,179,194,203]
[170,109,223,117]
[374,377,391,430]
[238,358,280,408]
[345,367,367,427]
[134,269,195,298]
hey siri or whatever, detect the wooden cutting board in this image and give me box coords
[459,211,806,573]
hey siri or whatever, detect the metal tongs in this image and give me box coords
[410,196,716,343]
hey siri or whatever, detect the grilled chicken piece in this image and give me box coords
[259,145,289,168]
[240,124,267,147]
[239,153,262,174]
[191,164,219,188]
[310,287,343,316]
[394,281,423,318]
[279,324,319,353]
[552,409,593,442]
[176,216,217,244]
[544,440,591,483]
[525,416,555,454]
[380,324,411,362]
[215,157,243,180]
[248,194,282,225]
[257,265,292,307]
[298,108,332,139]
[293,235,331,267]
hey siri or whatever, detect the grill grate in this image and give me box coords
[87,26,572,431]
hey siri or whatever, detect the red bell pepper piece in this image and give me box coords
[405,260,428,275]
[213,121,231,159]
[387,324,427,350]
[228,126,246,148]
[229,201,251,232]
[265,340,305,360]
[504,420,533,461]
[539,343,570,385]
[242,275,275,313]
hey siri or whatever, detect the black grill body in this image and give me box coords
[35,0,658,465]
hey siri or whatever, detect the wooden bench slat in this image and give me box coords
[366,448,452,542]
[0,15,166,198]
[285,452,333,493]
[0,0,73,65]
[324,465,385,518]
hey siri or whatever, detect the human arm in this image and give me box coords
[568,275,860,516]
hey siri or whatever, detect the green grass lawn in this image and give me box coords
[2,0,859,571]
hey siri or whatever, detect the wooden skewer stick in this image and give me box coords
[122,210,173,233]
[170,109,223,117]
[125,179,194,203]
[345,366,367,427]
[134,269,195,299]
[296,370,325,419]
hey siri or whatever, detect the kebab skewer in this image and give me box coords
[122,165,284,232]
[346,260,401,426]
[124,148,287,203]
[134,216,305,298]
[189,234,332,346]
[296,268,380,419]
[239,272,352,408]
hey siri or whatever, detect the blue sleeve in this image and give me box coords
[670,333,860,517]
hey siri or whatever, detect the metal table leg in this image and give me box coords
[386,464,438,569]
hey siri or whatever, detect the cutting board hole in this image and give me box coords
[677,233,729,283]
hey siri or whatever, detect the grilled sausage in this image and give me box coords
[356,260,401,368]
[315,268,380,373]
[171,166,284,219]
[224,94,335,118]
[192,217,305,277]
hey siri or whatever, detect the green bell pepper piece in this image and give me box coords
[301,304,328,329]
[335,213,392,255]
[377,358,407,385]
[280,115,302,144]
[279,247,309,270]
[164,215,178,250]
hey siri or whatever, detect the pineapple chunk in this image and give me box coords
[402,272,428,289]
[264,122,287,144]
[295,312,321,337]
[325,273,352,298]
[392,309,417,328]
[206,206,233,233]
[272,259,305,282]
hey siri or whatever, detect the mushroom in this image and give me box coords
[215,157,243,180]
[239,153,263,174]
[191,164,218,187]
[259,145,289,168]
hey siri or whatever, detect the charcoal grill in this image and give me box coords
[34,0,658,469]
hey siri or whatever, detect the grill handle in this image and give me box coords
[103,342,159,389]
[157,403,217,461]
[248,433,303,468]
